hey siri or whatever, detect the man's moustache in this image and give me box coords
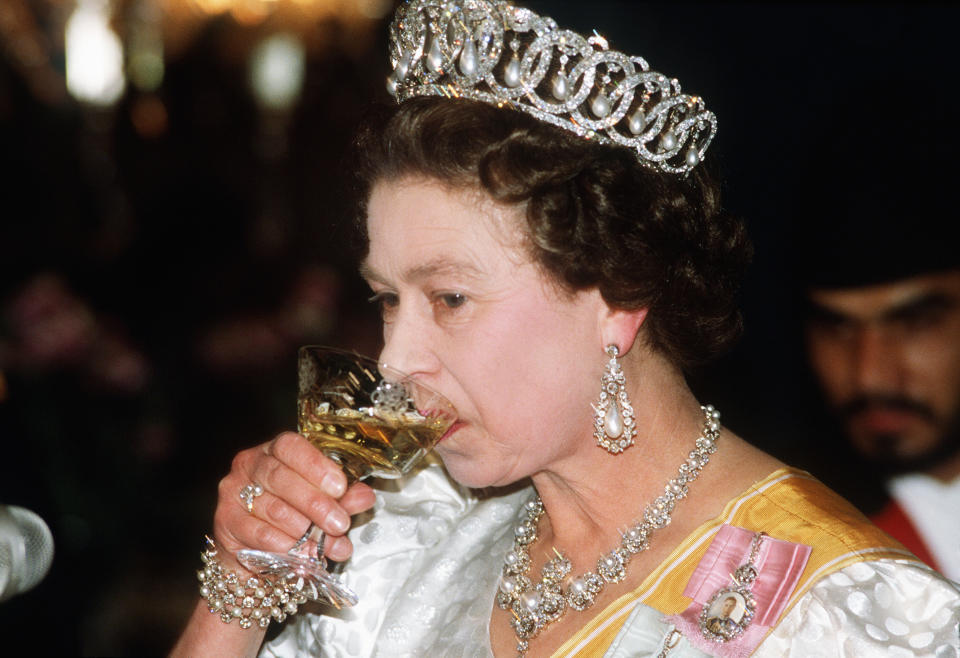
[838,394,937,424]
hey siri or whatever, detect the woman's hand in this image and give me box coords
[172,433,376,657]
[212,431,377,574]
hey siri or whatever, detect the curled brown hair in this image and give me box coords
[350,97,751,369]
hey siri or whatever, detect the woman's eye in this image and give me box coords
[437,292,467,309]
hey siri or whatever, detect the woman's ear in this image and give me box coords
[600,306,649,356]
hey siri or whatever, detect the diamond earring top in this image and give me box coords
[594,344,637,454]
[386,0,717,175]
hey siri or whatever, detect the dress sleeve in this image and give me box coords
[756,559,960,656]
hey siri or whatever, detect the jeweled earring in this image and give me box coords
[593,345,637,454]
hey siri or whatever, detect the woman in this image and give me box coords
[174,1,960,656]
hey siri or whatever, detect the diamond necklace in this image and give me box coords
[496,404,721,657]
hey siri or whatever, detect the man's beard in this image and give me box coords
[838,393,960,475]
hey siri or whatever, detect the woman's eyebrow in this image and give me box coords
[359,257,484,284]
[357,261,382,283]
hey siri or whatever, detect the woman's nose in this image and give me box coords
[378,308,439,378]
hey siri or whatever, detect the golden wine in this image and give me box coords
[298,399,450,481]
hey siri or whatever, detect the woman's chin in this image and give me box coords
[432,450,483,485]
[434,450,520,490]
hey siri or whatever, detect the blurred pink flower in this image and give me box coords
[279,265,340,341]
[196,265,342,374]
[197,316,287,372]
[5,273,97,369]
[1,273,150,394]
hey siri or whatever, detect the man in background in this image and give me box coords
[804,265,960,580]
[794,83,959,581]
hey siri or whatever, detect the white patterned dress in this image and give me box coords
[261,458,960,657]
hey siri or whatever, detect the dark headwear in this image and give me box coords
[789,76,959,290]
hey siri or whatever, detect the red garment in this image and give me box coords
[871,499,942,572]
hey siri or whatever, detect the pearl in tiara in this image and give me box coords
[386,0,717,175]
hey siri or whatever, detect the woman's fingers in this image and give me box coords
[323,484,374,560]
[340,481,377,516]
[213,493,296,556]
[240,486,312,542]
[267,432,347,498]
[217,471,348,564]
[251,459,350,536]
[213,433,378,565]
[325,534,355,562]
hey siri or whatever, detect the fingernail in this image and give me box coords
[327,509,349,534]
[328,537,351,561]
[321,472,346,498]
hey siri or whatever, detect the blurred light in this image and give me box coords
[185,0,382,22]
[130,94,168,138]
[129,49,164,92]
[357,0,392,19]
[129,0,165,92]
[230,0,272,26]
[249,33,306,111]
[65,0,126,106]
[191,0,233,14]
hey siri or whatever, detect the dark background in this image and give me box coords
[1,2,954,654]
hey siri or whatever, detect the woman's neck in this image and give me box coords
[528,351,708,567]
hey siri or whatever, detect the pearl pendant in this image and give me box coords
[685,147,700,167]
[459,38,478,76]
[426,36,444,73]
[504,54,522,87]
[590,92,612,118]
[394,52,412,81]
[500,575,517,594]
[604,403,624,439]
[552,73,569,101]
[660,129,678,151]
[628,110,646,135]
[520,590,541,612]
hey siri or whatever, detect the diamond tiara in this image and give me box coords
[386,0,717,175]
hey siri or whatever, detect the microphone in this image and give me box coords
[0,505,54,603]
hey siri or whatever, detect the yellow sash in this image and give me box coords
[553,467,918,657]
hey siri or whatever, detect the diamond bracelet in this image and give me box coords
[197,536,308,629]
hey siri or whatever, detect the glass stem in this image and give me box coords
[285,451,359,568]
[288,523,327,568]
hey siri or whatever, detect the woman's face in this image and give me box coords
[362,177,607,487]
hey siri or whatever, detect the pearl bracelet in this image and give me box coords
[197,536,308,629]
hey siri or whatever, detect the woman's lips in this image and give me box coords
[439,420,465,442]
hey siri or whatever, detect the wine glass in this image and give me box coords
[237,346,457,608]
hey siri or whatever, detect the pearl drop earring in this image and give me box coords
[593,345,637,454]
